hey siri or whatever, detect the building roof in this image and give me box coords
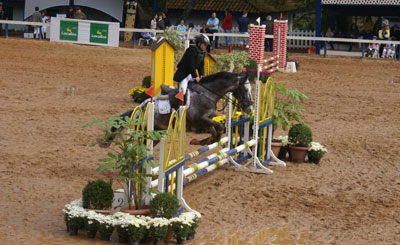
[150,38,175,51]
[167,0,261,14]
[322,0,400,5]
[167,0,299,15]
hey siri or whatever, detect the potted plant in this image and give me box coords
[271,81,308,133]
[273,135,289,159]
[62,199,85,235]
[308,142,327,164]
[66,214,85,236]
[82,179,114,212]
[170,217,191,245]
[288,57,300,70]
[142,75,151,88]
[149,218,170,245]
[84,116,167,214]
[84,211,100,238]
[97,215,114,241]
[288,124,313,162]
[126,216,148,244]
[150,193,180,219]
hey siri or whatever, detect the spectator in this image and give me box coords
[74,7,87,20]
[140,31,156,44]
[378,20,390,57]
[66,6,74,18]
[360,16,374,39]
[365,35,379,58]
[326,27,335,50]
[150,13,158,39]
[263,15,274,51]
[222,9,232,47]
[176,19,186,40]
[188,23,199,41]
[347,23,359,51]
[382,37,395,58]
[173,34,209,100]
[238,11,250,49]
[391,24,400,59]
[157,12,164,30]
[206,12,219,49]
[200,23,207,33]
[0,3,6,37]
[41,10,49,39]
[161,12,170,29]
[32,6,42,39]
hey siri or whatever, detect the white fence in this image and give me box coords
[170,25,316,49]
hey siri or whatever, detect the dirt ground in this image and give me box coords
[0,38,400,245]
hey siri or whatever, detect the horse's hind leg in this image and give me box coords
[190,117,224,145]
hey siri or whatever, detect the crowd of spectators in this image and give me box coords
[140,9,258,51]
[325,16,400,59]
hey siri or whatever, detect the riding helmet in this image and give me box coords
[195,34,210,46]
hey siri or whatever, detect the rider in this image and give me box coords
[173,34,210,98]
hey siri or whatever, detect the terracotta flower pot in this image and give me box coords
[289,146,308,163]
[271,141,283,157]
[121,205,151,216]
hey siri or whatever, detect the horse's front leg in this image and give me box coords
[190,116,224,145]
[97,109,133,148]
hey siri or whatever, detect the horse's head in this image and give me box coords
[233,75,253,114]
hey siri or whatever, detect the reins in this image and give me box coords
[191,80,252,111]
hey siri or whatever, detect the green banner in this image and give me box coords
[60,20,78,41]
[90,23,109,44]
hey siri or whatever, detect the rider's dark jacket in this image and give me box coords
[173,45,205,82]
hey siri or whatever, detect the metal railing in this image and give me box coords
[1,19,399,59]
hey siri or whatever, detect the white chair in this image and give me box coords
[138,38,150,46]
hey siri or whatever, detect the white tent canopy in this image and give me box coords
[24,0,124,22]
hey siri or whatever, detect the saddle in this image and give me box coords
[160,84,189,110]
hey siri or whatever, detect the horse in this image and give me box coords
[103,72,253,146]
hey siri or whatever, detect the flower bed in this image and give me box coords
[62,199,201,242]
[129,86,150,103]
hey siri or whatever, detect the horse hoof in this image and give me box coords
[190,139,201,145]
[97,137,111,148]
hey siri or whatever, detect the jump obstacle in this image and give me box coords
[125,20,288,212]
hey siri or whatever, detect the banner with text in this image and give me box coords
[50,17,119,47]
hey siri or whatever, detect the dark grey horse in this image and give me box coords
[107,72,252,146]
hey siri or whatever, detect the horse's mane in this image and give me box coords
[200,72,241,84]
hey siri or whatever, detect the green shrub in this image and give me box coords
[67,216,85,230]
[308,150,325,164]
[288,124,312,147]
[129,86,151,103]
[127,223,148,241]
[142,75,152,88]
[244,59,258,82]
[213,51,250,73]
[159,29,184,65]
[150,193,180,219]
[82,179,114,210]
[272,81,308,131]
[171,220,191,240]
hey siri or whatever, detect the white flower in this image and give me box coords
[149,218,169,227]
[308,142,327,152]
[275,136,289,146]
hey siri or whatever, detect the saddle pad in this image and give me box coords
[158,100,171,114]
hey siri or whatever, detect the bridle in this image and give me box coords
[193,78,253,112]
